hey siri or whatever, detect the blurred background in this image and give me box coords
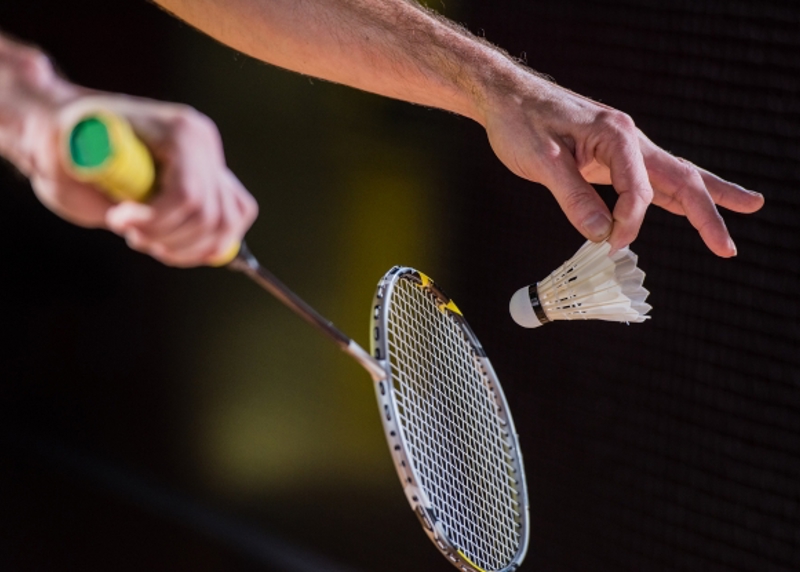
[1,0,798,570]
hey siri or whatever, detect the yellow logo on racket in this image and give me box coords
[418,272,463,316]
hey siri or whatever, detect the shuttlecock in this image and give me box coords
[509,240,651,328]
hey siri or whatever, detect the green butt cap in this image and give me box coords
[70,117,112,168]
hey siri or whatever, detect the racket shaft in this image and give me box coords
[230,243,386,382]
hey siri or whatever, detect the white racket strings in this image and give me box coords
[387,278,522,571]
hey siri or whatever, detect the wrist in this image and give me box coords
[428,21,553,128]
[0,40,79,176]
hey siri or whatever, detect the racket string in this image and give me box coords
[387,279,522,570]
[394,389,521,519]
[393,373,519,506]
[390,340,519,563]
[397,397,521,562]
[389,319,519,567]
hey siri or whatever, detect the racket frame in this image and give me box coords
[370,266,529,572]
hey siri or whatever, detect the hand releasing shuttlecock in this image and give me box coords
[509,240,652,328]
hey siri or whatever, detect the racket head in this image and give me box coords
[371,267,529,572]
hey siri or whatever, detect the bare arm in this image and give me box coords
[156,0,502,121]
[156,0,764,256]
[0,33,257,267]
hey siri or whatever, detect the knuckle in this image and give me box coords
[242,192,259,219]
[169,107,223,160]
[165,174,201,209]
[674,158,697,180]
[562,185,597,214]
[596,110,637,140]
[538,141,572,171]
[165,176,190,200]
[696,215,717,233]
[169,104,198,126]
[179,191,203,213]
[193,112,218,136]
[170,106,217,137]
[609,110,636,132]
[540,142,564,163]
[212,210,229,232]
[694,211,724,239]
[17,46,43,66]
[513,141,562,182]
[635,185,655,205]
[198,210,221,233]
[192,108,217,134]
[248,198,259,221]
[18,50,54,84]
[190,214,215,235]
[672,168,704,203]
[657,193,680,213]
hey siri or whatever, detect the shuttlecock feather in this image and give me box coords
[509,240,651,328]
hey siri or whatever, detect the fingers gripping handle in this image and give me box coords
[64,112,240,266]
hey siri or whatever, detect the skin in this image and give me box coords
[0,34,257,267]
[153,0,765,257]
[1,1,765,265]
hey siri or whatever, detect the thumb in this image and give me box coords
[543,152,613,242]
[106,201,154,234]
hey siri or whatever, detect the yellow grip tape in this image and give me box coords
[68,112,155,203]
[66,112,239,266]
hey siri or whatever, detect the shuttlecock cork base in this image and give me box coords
[510,240,652,328]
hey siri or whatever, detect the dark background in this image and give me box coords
[1,1,798,571]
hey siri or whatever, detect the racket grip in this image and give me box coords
[64,112,240,266]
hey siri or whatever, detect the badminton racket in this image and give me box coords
[64,111,530,572]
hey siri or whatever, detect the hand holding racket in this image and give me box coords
[63,111,530,572]
[56,97,257,267]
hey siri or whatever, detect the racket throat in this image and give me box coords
[346,340,386,382]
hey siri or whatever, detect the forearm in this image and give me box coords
[154,0,532,125]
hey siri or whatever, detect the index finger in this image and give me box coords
[593,119,653,250]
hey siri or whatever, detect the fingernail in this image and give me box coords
[728,238,737,257]
[739,186,762,198]
[582,212,613,240]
